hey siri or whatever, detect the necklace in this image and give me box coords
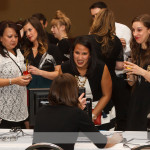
[75,75,87,87]
[32,48,38,51]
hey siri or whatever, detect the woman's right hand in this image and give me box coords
[105,133,123,148]
[78,93,86,110]
[13,75,32,86]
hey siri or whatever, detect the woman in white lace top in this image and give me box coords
[0,21,32,128]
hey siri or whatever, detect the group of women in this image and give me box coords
[0,6,150,150]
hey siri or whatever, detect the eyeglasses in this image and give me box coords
[0,127,32,142]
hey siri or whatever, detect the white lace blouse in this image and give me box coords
[0,49,28,122]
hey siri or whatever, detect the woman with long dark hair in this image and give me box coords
[61,35,115,130]
[124,14,150,131]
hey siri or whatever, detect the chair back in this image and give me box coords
[25,143,64,150]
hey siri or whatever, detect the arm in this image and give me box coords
[0,75,31,87]
[119,38,126,48]
[92,65,112,119]
[79,109,122,148]
[105,133,123,148]
[115,61,124,70]
[124,61,150,83]
[28,65,61,80]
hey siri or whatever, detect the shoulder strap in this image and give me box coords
[6,52,23,75]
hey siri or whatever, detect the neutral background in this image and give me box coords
[0,0,150,37]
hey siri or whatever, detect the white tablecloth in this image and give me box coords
[0,129,149,150]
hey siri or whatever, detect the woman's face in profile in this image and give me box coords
[0,27,18,51]
[73,43,90,70]
[23,22,38,43]
[132,21,150,46]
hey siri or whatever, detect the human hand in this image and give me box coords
[28,65,41,75]
[78,93,86,110]
[108,133,123,145]
[13,75,31,86]
[120,38,126,48]
[110,133,123,144]
[124,61,145,76]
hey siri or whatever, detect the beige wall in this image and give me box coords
[0,0,150,37]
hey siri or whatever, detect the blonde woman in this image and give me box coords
[51,10,72,62]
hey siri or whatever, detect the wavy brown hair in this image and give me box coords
[51,10,71,34]
[89,8,116,57]
[48,73,79,107]
[22,17,48,58]
[131,14,150,67]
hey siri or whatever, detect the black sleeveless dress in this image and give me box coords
[127,64,150,131]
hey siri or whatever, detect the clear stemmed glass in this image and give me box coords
[124,57,133,81]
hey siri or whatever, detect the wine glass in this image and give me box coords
[23,59,30,75]
[124,57,133,81]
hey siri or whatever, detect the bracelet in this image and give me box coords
[92,113,97,120]
[9,79,11,85]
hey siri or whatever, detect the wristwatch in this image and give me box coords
[92,113,97,120]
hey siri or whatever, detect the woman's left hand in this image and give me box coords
[124,61,145,76]
[78,93,86,110]
[28,65,41,75]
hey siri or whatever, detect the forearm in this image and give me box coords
[38,65,61,80]
[141,69,150,82]
[0,78,19,87]
[105,137,116,148]
[92,95,110,116]
[115,61,124,70]
[38,70,59,80]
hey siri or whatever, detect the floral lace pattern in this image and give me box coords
[0,49,28,122]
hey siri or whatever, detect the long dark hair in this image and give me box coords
[131,14,150,67]
[22,17,48,58]
[69,35,97,77]
[0,20,21,57]
[48,73,79,107]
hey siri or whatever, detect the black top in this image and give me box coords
[34,105,107,150]
[47,43,62,65]
[127,49,150,131]
[61,61,104,102]
[26,44,62,71]
[57,38,71,62]
[88,34,123,78]
[46,32,59,45]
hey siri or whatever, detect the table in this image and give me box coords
[0,129,149,150]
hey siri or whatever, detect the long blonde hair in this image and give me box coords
[89,8,116,57]
[51,10,71,34]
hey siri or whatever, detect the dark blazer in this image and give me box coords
[33,105,107,150]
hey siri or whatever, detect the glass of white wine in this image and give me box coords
[124,57,133,81]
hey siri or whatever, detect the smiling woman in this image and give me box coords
[125,14,150,131]
[60,35,116,131]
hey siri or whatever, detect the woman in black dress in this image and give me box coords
[88,9,124,130]
[22,17,61,82]
[124,14,150,131]
[51,10,72,62]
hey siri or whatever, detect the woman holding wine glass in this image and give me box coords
[0,21,32,128]
[124,14,150,131]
